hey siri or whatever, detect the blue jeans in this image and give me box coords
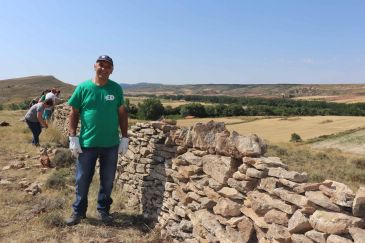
[26,120,42,145]
[72,145,119,216]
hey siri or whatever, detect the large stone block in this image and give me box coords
[264,209,289,226]
[273,188,310,208]
[320,180,355,207]
[309,210,364,234]
[353,187,365,218]
[288,210,313,234]
[247,191,297,215]
[304,230,327,243]
[349,227,365,243]
[266,223,291,243]
[213,198,242,217]
[227,178,258,194]
[202,155,238,184]
[305,191,341,212]
[268,167,308,183]
[243,156,288,170]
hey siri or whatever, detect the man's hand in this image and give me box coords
[69,136,82,158]
[118,137,129,155]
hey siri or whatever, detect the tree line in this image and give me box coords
[127,95,365,120]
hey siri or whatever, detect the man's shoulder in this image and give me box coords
[108,79,122,88]
[77,79,92,87]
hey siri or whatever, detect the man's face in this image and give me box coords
[94,61,113,79]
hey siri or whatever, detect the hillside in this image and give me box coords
[0,76,75,104]
[123,83,365,101]
[2,75,365,105]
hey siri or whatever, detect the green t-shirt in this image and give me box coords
[67,79,124,148]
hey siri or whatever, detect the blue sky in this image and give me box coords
[0,0,364,85]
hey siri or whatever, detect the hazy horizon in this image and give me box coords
[1,1,364,85]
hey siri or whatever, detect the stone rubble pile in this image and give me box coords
[118,121,365,243]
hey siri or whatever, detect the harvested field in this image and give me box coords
[227,116,365,143]
[177,116,365,143]
[293,95,365,103]
[311,129,365,155]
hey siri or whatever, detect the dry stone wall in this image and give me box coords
[119,121,365,243]
[52,105,365,243]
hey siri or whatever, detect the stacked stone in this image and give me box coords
[51,107,365,242]
[142,121,364,243]
[117,121,177,220]
[51,104,72,137]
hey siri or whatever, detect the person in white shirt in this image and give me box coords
[43,88,60,121]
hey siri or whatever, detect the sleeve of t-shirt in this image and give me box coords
[118,87,125,107]
[67,86,82,109]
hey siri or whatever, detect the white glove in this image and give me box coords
[69,136,83,158]
[118,137,129,155]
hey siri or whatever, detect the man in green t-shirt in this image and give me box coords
[66,55,129,226]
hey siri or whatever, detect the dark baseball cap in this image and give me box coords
[96,55,113,65]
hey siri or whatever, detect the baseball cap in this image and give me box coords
[96,55,113,65]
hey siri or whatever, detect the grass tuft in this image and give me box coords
[53,148,74,168]
[45,168,74,189]
[40,211,65,227]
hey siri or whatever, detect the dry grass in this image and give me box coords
[0,110,163,242]
[311,129,365,155]
[267,143,365,190]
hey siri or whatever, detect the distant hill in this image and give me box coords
[122,83,365,101]
[2,76,365,105]
[0,76,75,104]
[120,82,164,89]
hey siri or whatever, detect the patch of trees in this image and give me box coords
[120,95,365,120]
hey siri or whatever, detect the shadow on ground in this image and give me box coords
[84,212,153,233]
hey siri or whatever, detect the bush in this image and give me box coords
[137,98,164,120]
[45,168,74,189]
[180,103,206,117]
[351,158,365,169]
[53,148,74,168]
[8,103,20,110]
[40,211,65,227]
[290,133,302,142]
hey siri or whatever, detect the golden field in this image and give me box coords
[293,95,365,104]
[177,116,365,143]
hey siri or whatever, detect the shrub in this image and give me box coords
[53,148,74,168]
[351,158,365,169]
[137,98,164,120]
[40,211,65,227]
[290,133,302,142]
[180,103,206,117]
[45,168,74,189]
[8,103,20,110]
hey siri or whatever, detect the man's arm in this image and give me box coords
[37,111,48,127]
[118,105,128,137]
[69,107,80,136]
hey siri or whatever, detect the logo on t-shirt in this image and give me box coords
[105,95,115,101]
